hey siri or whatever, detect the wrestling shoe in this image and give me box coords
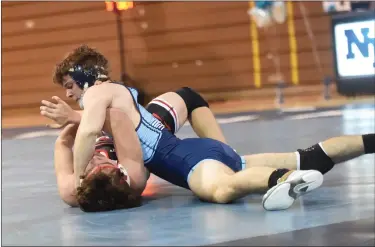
[262,170,323,211]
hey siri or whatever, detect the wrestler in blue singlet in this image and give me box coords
[126,86,246,189]
[69,64,245,190]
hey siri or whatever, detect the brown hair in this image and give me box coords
[52,44,110,85]
[77,169,141,212]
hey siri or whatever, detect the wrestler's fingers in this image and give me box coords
[41,100,57,108]
[52,96,66,104]
[40,110,57,120]
[46,123,66,129]
[40,106,54,113]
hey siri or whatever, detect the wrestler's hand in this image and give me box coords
[40,96,80,129]
[57,123,79,145]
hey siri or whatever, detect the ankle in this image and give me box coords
[268,169,291,188]
[278,170,294,183]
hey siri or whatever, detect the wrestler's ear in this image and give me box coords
[79,175,86,187]
[117,164,131,186]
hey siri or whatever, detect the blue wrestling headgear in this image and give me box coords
[68,65,107,90]
[68,64,109,109]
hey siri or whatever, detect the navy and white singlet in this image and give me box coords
[125,86,246,189]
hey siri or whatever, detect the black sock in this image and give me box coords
[362,134,375,154]
[268,169,290,188]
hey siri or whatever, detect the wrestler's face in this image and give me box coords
[85,152,117,175]
[62,75,83,103]
[83,152,130,186]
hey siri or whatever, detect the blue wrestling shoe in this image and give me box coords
[262,170,324,211]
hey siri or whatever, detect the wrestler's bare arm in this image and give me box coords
[104,109,149,195]
[54,124,79,207]
[73,85,112,187]
[71,110,83,124]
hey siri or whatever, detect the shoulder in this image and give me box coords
[82,84,113,106]
[83,83,134,103]
[85,82,122,97]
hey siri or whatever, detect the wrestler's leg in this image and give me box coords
[318,135,371,163]
[188,160,322,210]
[188,134,374,208]
[243,134,374,175]
[175,87,226,143]
[146,92,188,134]
[146,88,227,143]
[189,107,227,144]
[187,160,275,202]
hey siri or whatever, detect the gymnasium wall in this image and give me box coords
[2,1,333,114]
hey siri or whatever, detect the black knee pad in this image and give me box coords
[297,144,335,174]
[175,87,209,117]
[363,133,375,154]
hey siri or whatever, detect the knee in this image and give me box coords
[211,184,235,204]
[175,87,209,117]
[187,161,235,204]
[297,143,335,174]
[190,177,233,204]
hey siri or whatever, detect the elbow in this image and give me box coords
[132,185,147,197]
[117,159,147,196]
[59,190,78,207]
[57,180,78,207]
[127,171,148,196]
[62,197,78,208]
[128,167,148,196]
[133,178,148,196]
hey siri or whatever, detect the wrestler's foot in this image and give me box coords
[262,170,323,211]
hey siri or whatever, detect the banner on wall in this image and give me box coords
[334,20,375,78]
[323,1,351,13]
[323,1,373,13]
[331,11,375,95]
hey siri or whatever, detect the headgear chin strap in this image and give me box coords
[68,65,108,90]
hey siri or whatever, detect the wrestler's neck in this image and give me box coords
[78,80,112,109]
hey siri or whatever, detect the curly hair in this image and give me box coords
[53,44,111,85]
[77,169,142,212]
